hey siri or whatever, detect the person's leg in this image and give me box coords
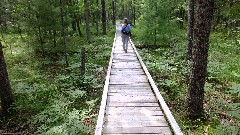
[123,37,127,53]
[122,35,125,50]
[125,36,129,50]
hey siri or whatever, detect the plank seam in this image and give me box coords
[130,39,183,135]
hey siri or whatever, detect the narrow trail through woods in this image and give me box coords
[95,22,182,135]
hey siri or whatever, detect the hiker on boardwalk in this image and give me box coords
[121,18,131,53]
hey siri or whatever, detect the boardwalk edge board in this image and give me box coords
[130,39,183,135]
[95,30,117,135]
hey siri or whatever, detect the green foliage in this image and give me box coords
[133,0,180,47]
[136,27,240,134]
[0,24,114,133]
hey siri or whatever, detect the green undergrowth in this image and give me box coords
[0,26,115,134]
[134,28,240,134]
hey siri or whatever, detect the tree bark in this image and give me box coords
[38,26,45,58]
[60,0,69,67]
[72,18,77,31]
[122,0,124,18]
[96,0,99,35]
[133,2,136,25]
[0,42,14,116]
[81,47,86,76]
[186,0,214,120]
[76,14,83,37]
[112,0,116,25]
[186,0,195,60]
[84,0,91,42]
[228,0,234,36]
[101,0,107,35]
[179,6,185,29]
[53,30,57,47]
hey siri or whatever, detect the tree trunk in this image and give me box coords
[133,2,136,25]
[84,0,91,42]
[72,18,77,31]
[228,0,233,36]
[179,6,185,29]
[53,30,57,47]
[60,0,69,67]
[0,42,14,116]
[38,26,45,58]
[76,14,83,37]
[112,0,116,25]
[96,0,99,35]
[101,0,107,35]
[122,0,124,18]
[81,47,86,76]
[186,0,195,60]
[186,0,214,120]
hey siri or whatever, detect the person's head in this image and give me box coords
[124,18,128,26]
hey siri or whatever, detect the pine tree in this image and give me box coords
[186,0,195,60]
[186,0,214,120]
[101,0,107,35]
[0,42,14,116]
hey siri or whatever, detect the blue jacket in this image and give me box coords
[121,24,131,32]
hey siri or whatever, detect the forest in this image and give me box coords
[0,0,239,134]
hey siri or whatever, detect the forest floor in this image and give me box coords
[133,28,240,134]
[0,27,115,134]
[0,24,239,134]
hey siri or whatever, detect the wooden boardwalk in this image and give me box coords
[95,22,182,135]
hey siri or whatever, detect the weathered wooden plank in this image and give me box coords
[108,92,153,96]
[109,86,151,90]
[113,56,138,61]
[104,121,168,128]
[112,61,140,65]
[107,92,154,96]
[112,59,139,63]
[103,127,172,134]
[113,52,135,55]
[112,58,138,62]
[108,91,153,94]
[111,68,143,72]
[112,64,141,69]
[107,94,157,99]
[109,82,150,86]
[106,102,159,107]
[108,88,151,91]
[109,81,149,84]
[110,76,147,80]
[106,106,162,111]
[107,96,156,103]
[110,80,148,84]
[105,110,164,116]
[109,83,150,86]
[110,74,147,78]
[110,75,148,83]
[109,87,151,90]
[111,70,144,75]
[107,94,156,99]
[103,134,170,135]
[105,115,167,121]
